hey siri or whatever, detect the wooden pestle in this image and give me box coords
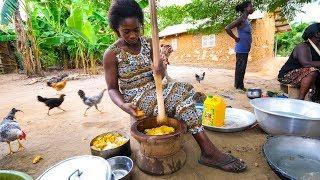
[149,0,167,123]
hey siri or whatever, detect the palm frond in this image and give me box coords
[1,0,19,25]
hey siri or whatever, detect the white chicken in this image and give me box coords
[0,108,26,155]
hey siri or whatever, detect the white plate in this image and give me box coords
[202,108,257,132]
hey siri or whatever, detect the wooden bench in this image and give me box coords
[280,83,300,99]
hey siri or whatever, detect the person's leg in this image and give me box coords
[235,53,248,89]
[299,71,318,100]
[234,53,241,88]
[164,82,246,172]
[238,53,248,89]
[311,73,320,102]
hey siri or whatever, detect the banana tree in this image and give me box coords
[29,0,72,69]
[1,0,42,76]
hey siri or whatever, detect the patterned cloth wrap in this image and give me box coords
[108,37,204,134]
[279,67,320,86]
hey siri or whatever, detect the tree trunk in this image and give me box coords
[13,11,34,76]
[90,53,97,74]
[25,0,43,76]
[63,52,68,70]
[28,24,43,75]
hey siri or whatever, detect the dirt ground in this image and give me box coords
[0,63,284,179]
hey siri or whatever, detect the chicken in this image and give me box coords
[160,44,173,66]
[78,89,106,116]
[0,108,26,155]
[37,94,66,115]
[195,72,206,83]
[50,79,67,92]
[47,73,68,87]
[160,44,174,83]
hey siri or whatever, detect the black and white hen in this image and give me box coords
[78,89,107,116]
[0,108,26,155]
[195,72,206,83]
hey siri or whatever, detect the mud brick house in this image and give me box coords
[159,11,290,71]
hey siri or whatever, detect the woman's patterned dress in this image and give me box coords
[108,37,204,134]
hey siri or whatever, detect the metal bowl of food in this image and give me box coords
[263,136,320,180]
[90,131,131,160]
[250,98,320,137]
[107,156,133,180]
[246,88,262,99]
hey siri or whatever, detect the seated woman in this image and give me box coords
[278,23,320,101]
[103,0,246,173]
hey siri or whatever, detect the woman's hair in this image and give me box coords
[302,23,320,40]
[108,0,144,33]
[235,1,252,13]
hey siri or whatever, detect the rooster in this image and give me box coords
[37,94,66,115]
[195,72,206,83]
[47,74,68,87]
[0,108,26,155]
[78,89,106,116]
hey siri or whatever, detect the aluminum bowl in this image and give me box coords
[247,88,262,99]
[107,156,133,180]
[90,131,131,160]
[263,136,320,180]
[250,98,320,137]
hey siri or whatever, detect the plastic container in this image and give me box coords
[202,95,226,127]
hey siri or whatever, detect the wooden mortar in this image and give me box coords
[130,117,186,175]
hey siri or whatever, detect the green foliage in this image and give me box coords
[0,0,19,25]
[27,0,114,70]
[158,5,188,30]
[0,29,16,41]
[276,22,310,57]
[254,0,315,20]
[157,0,316,34]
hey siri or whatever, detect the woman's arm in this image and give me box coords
[147,38,166,78]
[103,50,138,116]
[295,44,320,67]
[225,16,244,42]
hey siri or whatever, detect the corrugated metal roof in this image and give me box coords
[159,19,209,37]
[159,23,194,37]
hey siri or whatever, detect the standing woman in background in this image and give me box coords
[225,1,254,91]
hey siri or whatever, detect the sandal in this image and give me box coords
[198,154,247,173]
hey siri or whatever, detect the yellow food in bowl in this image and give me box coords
[91,133,128,151]
[144,125,175,136]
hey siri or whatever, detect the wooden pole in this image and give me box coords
[148,0,167,123]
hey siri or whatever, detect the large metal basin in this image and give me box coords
[263,136,320,179]
[250,98,320,137]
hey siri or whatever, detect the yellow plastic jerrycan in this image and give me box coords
[202,95,226,127]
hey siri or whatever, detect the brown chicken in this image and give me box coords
[50,79,67,92]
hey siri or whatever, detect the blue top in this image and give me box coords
[235,20,252,53]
